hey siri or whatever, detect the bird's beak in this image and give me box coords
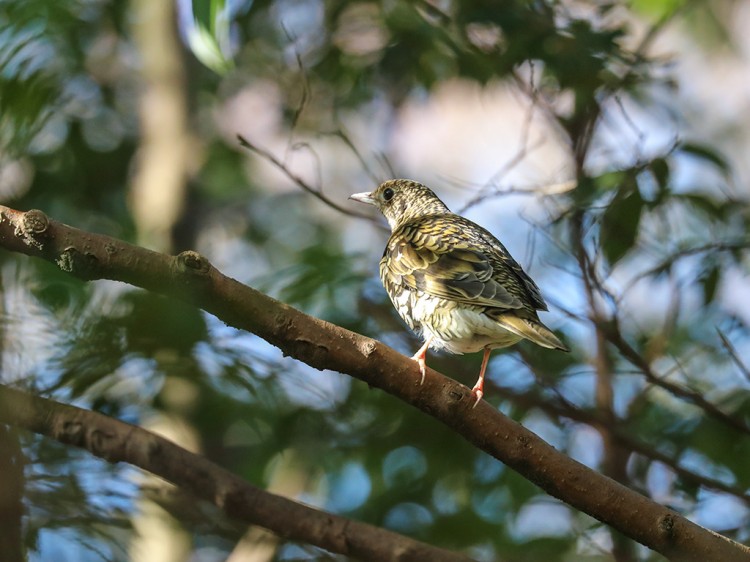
[349,191,377,205]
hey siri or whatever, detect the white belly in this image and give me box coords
[391,290,521,354]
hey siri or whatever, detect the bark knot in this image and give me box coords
[15,209,49,249]
[177,250,211,274]
[23,209,49,235]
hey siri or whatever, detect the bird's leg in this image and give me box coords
[411,335,433,384]
[471,348,492,407]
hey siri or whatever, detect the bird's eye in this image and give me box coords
[383,187,395,201]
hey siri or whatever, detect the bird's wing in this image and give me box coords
[380,216,537,311]
[469,221,548,312]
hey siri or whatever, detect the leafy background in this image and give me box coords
[1,0,750,560]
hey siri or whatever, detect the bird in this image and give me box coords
[349,179,568,406]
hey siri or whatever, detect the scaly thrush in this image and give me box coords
[350,179,568,405]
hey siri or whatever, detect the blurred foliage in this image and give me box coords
[185,0,234,74]
[1,0,750,561]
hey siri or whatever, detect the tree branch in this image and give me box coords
[508,356,750,504]
[236,134,375,222]
[426,347,750,504]
[0,425,24,562]
[569,211,750,437]
[0,384,469,562]
[604,318,750,436]
[0,205,748,561]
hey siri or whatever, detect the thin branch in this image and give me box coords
[0,205,747,561]
[604,318,750,436]
[322,128,383,186]
[288,44,310,134]
[511,352,750,503]
[236,134,374,221]
[573,209,640,562]
[0,384,469,562]
[716,328,750,384]
[620,240,749,296]
[573,220,750,436]
[567,209,745,438]
[453,64,576,214]
[455,137,546,214]
[456,110,542,214]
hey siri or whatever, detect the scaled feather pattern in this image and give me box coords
[350,179,567,404]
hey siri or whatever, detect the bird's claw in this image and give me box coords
[471,388,483,408]
[411,337,432,385]
[411,354,427,385]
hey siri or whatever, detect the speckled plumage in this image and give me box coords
[350,179,568,405]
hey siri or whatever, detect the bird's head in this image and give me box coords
[349,179,451,230]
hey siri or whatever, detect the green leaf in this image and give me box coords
[700,264,720,305]
[571,171,624,207]
[678,193,728,220]
[631,0,684,20]
[680,142,730,174]
[650,157,670,192]
[600,182,644,265]
[0,23,60,152]
[186,0,234,74]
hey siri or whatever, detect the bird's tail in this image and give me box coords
[496,314,569,352]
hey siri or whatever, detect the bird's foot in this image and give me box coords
[470,386,483,408]
[411,337,433,385]
[411,352,427,385]
[470,348,490,407]
[470,373,485,408]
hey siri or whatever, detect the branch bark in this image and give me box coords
[0,384,468,562]
[0,425,24,562]
[0,205,748,562]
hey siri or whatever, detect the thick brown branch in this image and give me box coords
[497,372,750,504]
[0,425,24,562]
[0,384,469,562]
[0,206,748,562]
[446,349,750,503]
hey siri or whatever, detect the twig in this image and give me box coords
[620,240,749,296]
[322,128,382,186]
[236,134,374,221]
[605,319,750,436]
[716,327,750,384]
